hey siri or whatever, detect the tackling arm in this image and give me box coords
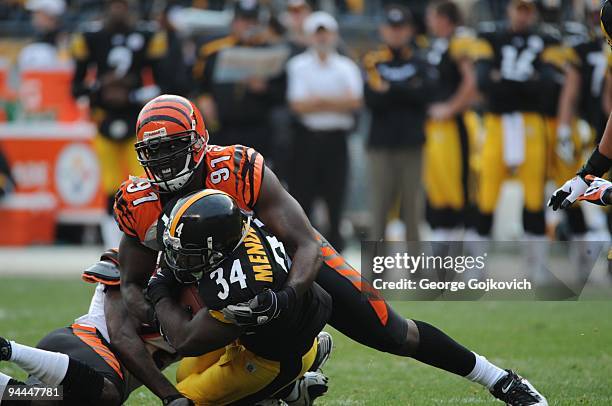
[255,166,323,298]
[104,288,181,401]
[119,234,159,323]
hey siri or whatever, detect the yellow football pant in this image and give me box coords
[545,117,594,186]
[477,112,547,214]
[176,339,317,406]
[424,117,465,210]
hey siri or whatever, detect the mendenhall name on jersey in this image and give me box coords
[113,144,264,250]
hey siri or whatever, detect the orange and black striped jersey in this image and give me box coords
[113,144,265,248]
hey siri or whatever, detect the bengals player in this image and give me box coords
[114,94,547,405]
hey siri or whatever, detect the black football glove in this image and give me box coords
[221,286,296,327]
[146,266,181,306]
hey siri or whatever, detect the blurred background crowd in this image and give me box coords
[0,0,610,253]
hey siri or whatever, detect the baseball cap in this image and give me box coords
[26,0,66,17]
[234,0,260,20]
[384,4,413,26]
[304,11,338,34]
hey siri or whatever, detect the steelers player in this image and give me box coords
[552,6,608,241]
[472,0,561,270]
[115,95,548,405]
[423,1,477,240]
[147,190,332,405]
[71,0,167,248]
[550,0,612,208]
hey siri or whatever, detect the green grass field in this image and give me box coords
[1,277,611,405]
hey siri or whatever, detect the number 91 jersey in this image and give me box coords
[113,144,264,250]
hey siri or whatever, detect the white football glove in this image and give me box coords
[548,175,589,210]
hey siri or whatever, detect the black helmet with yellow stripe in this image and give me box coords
[162,189,251,283]
[602,0,612,48]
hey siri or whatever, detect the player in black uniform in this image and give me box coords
[70,0,167,247]
[550,0,612,209]
[147,190,332,405]
[423,0,477,240]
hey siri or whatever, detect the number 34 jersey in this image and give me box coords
[199,218,332,360]
[113,144,264,250]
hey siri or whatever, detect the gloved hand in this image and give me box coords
[548,175,589,210]
[577,175,612,206]
[221,287,296,327]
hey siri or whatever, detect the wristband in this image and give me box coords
[578,147,612,178]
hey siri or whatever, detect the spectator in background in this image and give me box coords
[283,0,312,55]
[70,0,167,247]
[0,147,14,200]
[287,11,363,251]
[193,0,286,160]
[363,4,434,242]
[18,0,68,69]
[155,3,193,96]
[423,1,477,241]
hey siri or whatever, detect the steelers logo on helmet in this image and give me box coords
[601,0,612,48]
[162,189,252,284]
[134,94,208,193]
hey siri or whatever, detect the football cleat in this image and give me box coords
[310,331,333,372]
[490,370,548,406]
[284,371,329,406]
[0,336,12,361]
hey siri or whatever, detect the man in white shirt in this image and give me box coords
[18,0,68,70]
[286,11,363,251]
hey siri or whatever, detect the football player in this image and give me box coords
[70,0,167,247]
[147,190,332,405]
[471,0,563,277]
[549,0,612,209]
[423,0,478,240]
[0,249,190,406]
[114,94,547,405]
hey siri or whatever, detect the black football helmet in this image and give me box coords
[162,189,251,283]
[601,0,612,48]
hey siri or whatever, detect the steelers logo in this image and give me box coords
[55,144,100,206]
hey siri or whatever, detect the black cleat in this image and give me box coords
[0,337,12,361]
[490,370,548,406]
[309,331,333,372]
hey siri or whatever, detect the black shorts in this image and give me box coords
[36,325,126,402]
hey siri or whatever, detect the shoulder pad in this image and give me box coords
[82,260,120,286]
[113,177,163,246]
[204,144,265,211]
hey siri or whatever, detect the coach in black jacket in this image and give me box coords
[363,4,434,242]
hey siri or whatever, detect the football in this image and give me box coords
[179,285,204,316]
